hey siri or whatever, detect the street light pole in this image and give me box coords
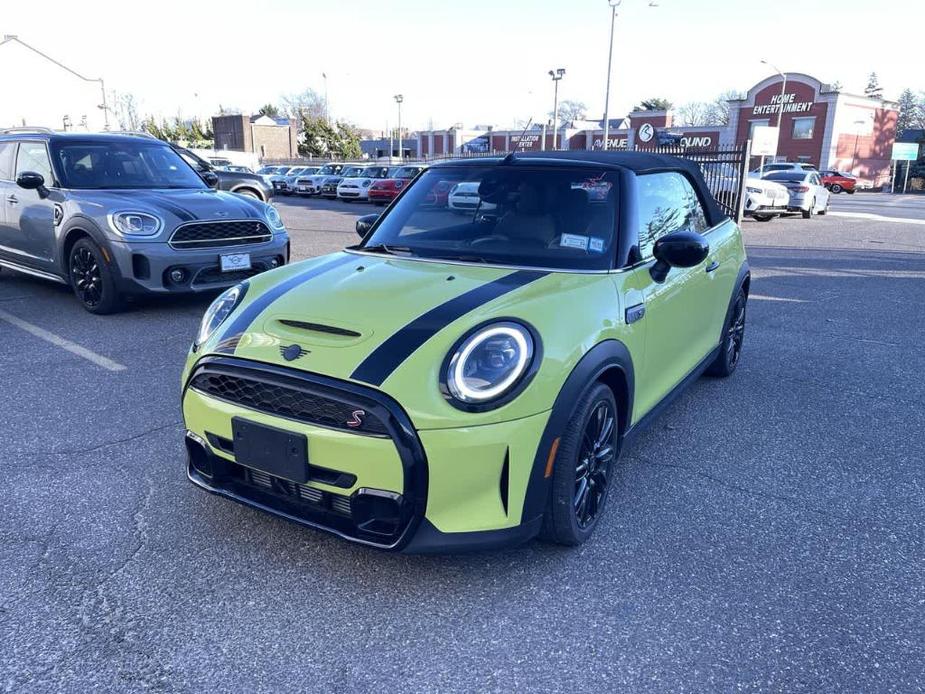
[548,68,565,150]
[602,1,621,151]
[322,72,329,124]
[1,35,110,130]
[761,59,787,155]
[394,94,404,162]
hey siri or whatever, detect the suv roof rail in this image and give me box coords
[107,130,160,139]
[0,126,54,135]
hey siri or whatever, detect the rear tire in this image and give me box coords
[830,183,843,194]
[802,199,814,219]
[706,287,747,378]
[69,237,122,315]
[753,213,774,222]
[541,382,619,546]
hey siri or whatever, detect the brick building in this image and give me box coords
[414,73,898,186]
[212,114,299,160]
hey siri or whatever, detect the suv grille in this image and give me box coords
[169,221,272,250]
[189,372,389,436]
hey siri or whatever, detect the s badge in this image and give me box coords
[346,410,366,428]
[280,344,310,361]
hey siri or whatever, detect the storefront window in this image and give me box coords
[792,117,815,140]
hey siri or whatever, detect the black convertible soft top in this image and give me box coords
[436,150,727,227]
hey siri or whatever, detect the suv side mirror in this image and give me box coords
[201,171,220,188]
[650,230,709,283]
[356,214,379,238]
[17,171,45,190]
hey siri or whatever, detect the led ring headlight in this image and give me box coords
[194,282,247,349]
[444,321,537,409]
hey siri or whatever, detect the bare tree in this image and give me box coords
[111,91,142,131]
[675,101,709,127]
[549,99,588,123]
[280,89,326,119]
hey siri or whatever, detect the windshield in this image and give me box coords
[394,166,422,179]
[52,142,206,190]
[360,166,619,271]
[318,164,340,175]
[287,167,306,176]
[765,172,807,182]
[342,167,365,177]
[361,166,387,178]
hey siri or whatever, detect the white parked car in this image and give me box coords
[749,162,817,176]
[448,181,497,213]
[279,166,316,195]
[336,165,392,202]
[700,163,788,222]
[762,170,830,219]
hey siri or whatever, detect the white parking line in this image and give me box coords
[0,308,127,372]
[828,211,925,225]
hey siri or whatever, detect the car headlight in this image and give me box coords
[265,205,285,230]
[442,321,538,410]
[746,186,762,194]
[195,283,247,349]
[107,211,162,236]
[362,180,372,187]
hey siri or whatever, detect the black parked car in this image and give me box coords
[174,146,273,202]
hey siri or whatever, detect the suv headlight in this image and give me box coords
[442,321,539,410]
[195,283,247,349]
[107,211,162,237]
[746,186,762,194]
[265,205,285,230]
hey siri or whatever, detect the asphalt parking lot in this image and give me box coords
[1,193,923,692]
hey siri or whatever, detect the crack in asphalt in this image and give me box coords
[7,421,184,460]
[627,454,859,525]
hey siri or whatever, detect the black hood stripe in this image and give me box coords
[138,192,197,221]
[214,254,355,354]
[351,270,549,386]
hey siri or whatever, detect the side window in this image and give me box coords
[15,142,53,184]
[636,172,709,260]
[0,142,15,181]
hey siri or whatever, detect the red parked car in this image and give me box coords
[367,164,428,205]
[820,170,857,194]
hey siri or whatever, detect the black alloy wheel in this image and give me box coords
[707,288,747,377]
[69,238,121,314]
[542,382,620,546]
[574,400,617,529]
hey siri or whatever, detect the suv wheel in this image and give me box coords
[542,382,619,546]
[69,238,122,314]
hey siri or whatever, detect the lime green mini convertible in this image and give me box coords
[181,151,749,552]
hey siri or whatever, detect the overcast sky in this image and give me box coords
[2,0,921,131]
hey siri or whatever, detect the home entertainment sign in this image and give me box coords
[753,93,814,115]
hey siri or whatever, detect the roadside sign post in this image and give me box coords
[890,142,919,194]
[751,126,779,177]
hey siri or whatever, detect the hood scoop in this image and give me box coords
[278,319,361,338]
[266,316,372,348]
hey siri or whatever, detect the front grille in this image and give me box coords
[169,221,272,250]
[190,371,390,436]
[242,466,351,516]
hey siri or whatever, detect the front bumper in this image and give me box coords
[109,234,289,295]
[182,356,548,552]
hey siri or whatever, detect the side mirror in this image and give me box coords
[16,171,45,190]
[356,213,380,238]
[201,171,220,188]
[650,230,709,283]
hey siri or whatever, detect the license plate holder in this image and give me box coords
[231,417,309,483]
[220,252,251,272]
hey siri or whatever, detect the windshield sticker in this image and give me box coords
[589,237,605,253]
[560,233,589,251]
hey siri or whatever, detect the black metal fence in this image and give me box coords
[634,143,751,221]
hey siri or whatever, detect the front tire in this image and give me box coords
[753,213,774,222]
[235,188,261,200]
[542,382,619,546]
[706,287,747,377]
[69,238,122,314]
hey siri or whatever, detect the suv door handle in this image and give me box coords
[6,194,18,205]
[705,260,720,273]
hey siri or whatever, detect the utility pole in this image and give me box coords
[548,68,565,150]
[394,94,404,162]
[1,35,110,130]
[602,1,620,150]
[760,59,786,168]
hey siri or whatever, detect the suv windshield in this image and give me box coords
[341,167,365,178]
[361,166,619,271]
[52,141,206,190]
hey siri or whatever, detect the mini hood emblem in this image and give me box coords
[280,344,310,361]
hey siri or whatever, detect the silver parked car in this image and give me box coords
[762,170,830,219]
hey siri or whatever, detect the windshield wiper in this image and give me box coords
[360,244,417,256]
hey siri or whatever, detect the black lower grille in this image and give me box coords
[170,221,272,250]
[190,371,389,436]
[242,466,352,516]
[193,262,268,286]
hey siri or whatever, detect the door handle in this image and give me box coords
[705,260,720,273]
[625,303,646,324]
[6,195,18,205]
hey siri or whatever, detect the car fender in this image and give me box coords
[229,183,267,201]
[519,339,635,524]
[57,214,122,280]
